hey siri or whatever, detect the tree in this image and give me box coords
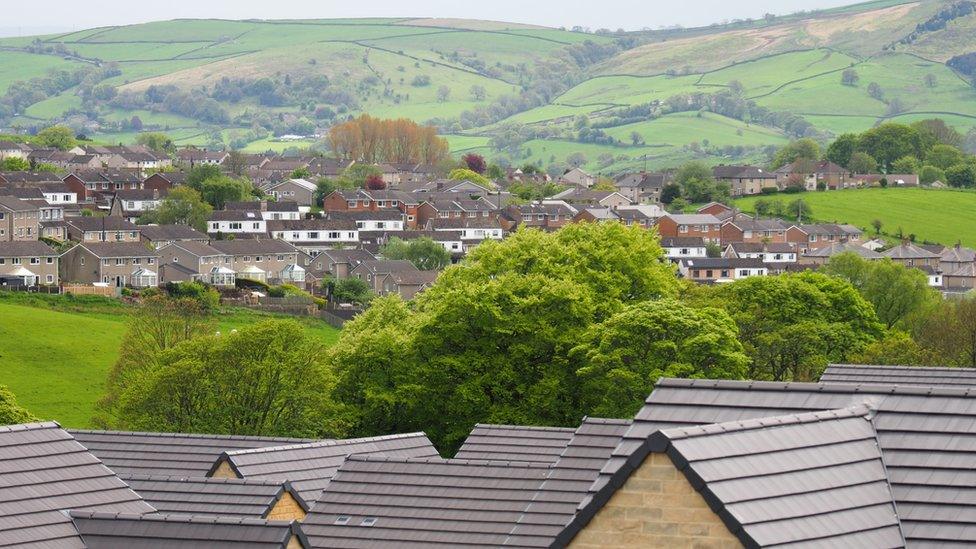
[0,157,29,171]
[786,198,812,222]
[707,272,882,381]
[851,331,930,366]
[871,219,883,235]
[566,152,587,168]
[891,155,919,174]
[327,114,448,164]
[224,151,247,176]
[109,320,340,438]
[919,165,946,184]
[856,123,924,171]
[200,176,251,209]
[469,85,486,101]
[867,82,884,100]
[847,151,878,174]
[343,163,383,188]
[365,174,386,191]
[328,222,679,451]
[826,133,858,168]
[135,132,174,155]
[947,163,976,187]
[823,254,936,329]
[629,131,645,146]
[923,73,938,88]
[573,300,749,418]
[462,153,487,174]
[771,138,821,170]
[911,118,963,148]
[0,385,37,424]
[129,116,144,131]
[448,168,493,188]
[841,69,860,86]
[35,125,76,151]
[381,237,451,271]
[143,187,213,231]
[186,164,222,188]
[675,161,729,203]
[436,86,451,102]
[96,295,216,427]
[291,167,311,179]
[332,277,375,305]
[660,183,682,205]
[925,144,964,170]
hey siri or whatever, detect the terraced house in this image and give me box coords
[0,196,39,241]
[61,242,160,287]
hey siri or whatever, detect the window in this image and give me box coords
[739,269,749,277]
[133,258,140,265]
[127,201,135,209]
[335,516,350,526]
[46,257,53,264]
[147,258,154,265]
[30,258,39,265]
[308,232,319,240]
[361,518,377,527]
[377,200,386,207]
[229,222,242,230]
[244,256,251,261]
[347,200,356,208]
[679,225,688,233]
[116,258,125,266]
[391,201,399,207]
[102,258,111,266]
[277,255,284,261]
[80,257,85,266]
[252,222,260,230]
[256,256,262,262]
[46,275,54,283]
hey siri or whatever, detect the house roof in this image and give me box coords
[802,242,883,259]
[596,378,976,547]
[726,242,796,254]
[0,195,38,212]
[327,210,405,222]
[69,429,311,477]
[941,245,976,263]
[565,406,903,548]
[661,213,720,225]
[0,241,57,257]
[0,422,155,548]
[226,200,300,212]
[75,242,158,258]
[66,216,138,232]
[821,364,976,388]
[210,209,264,221]
[301,456,580,548]
[162,240,226,258]
[883,242,941,260]
[429,216,500,230]
[386,269,439,286]
[212,433,440,505]
[355,259,417,275]
[139,224,208,242]
[119,474,307,518]
[681,257,767,269]
[267,218,358,231]
[69,511,307,548]
[210,239,299,256]
[453,424,576,464]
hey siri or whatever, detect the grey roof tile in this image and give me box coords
[0,422,155,548]
[69,511,308,548]
[454,424,575,464]
[822,364,976,388]
[69,429,312,477]
[213,433,439,505]
[120,475,307,519]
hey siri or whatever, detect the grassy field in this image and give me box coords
[0,294,340,429]
[733,187,976,247]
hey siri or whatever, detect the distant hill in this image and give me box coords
[2,1,976,173]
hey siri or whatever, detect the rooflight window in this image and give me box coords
[334,516,350,525]
[361,517,378,527]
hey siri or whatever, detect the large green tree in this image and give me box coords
[771,138,821,170]
[823,254,936,330]
[141,187,213,232]
[856,123,925,172]
[35,125,77,151]
[380,237,451,271]
[0,385,37,425]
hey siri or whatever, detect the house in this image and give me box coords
[207,210,267,236]
[327,209,406,232]
[614,172,667,203]
[500,201,578,231]
[428,217,503,248]
[226,200,301,221]
[143,171,187,192]
[712,165,778,196]
[303,248,375,281]
[209,239,303,284]
[453,423,577,463]
[5,188,64,228]
[263,178,316,208]
[723,241,798,263]
[939,243,976,273]
[944,263,976,291]
[612,205,663,228]
[157,241,235,286]
[775,159,852,190]
[660,236,707,260]
[862,237,886,251]
[61,242,160,287]
[379,269,439,299]
[696,201,735,219]
[883,242,941,269]
[351,259,418,294]
[176,148,229,166]
[720,216,790,243]
[322,189,423,228]
[550,188,631,208]
[800,241,883,265]
[369,230,464,258]
[0,240,59,286]
[654,214,722,243]
[857,173,920,187]
[113,188,163,222]
[821,363,976,386]
[679,257,768,282]
[415,197,498,229]
[0,140,29,160]
[786,223,862,251]
[139,224,209,249]
[0,196,39,241]
[267,218,359,255]
[65,216,140,243]
[560,166,596,188]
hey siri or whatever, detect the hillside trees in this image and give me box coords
[0,386,37,424]
[771,138,820,170]
[35,125,76,151]
[139,187,213,231]
[380,237,451,271]
[823,253,937,329]
[327,114,449,165]
[675,161,730,203]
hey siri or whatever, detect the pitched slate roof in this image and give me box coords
[70,511,307,548]
[564,407,904,548]
[802,241,882,259]
[69,429,311,477]
[883,242,940,260]
[454,424,576,464]
[139,224,208,242]
[119,474,307,519]
[212,433,440,505]
[302,456,581,548]
[822,364,976,388]
[0,422,155,548]
[0,241,58,257]
[596,378,976,547]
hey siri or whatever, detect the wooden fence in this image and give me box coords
[62,284,118,297]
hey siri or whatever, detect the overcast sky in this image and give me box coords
[2,0,857,35]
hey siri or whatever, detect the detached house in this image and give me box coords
[351,259,418,294]
[615,172,666,203]
[559,167,596,188]
[679,257,769,283]
[113,189,163,222]
[660,236,707,260]
[139,224,209,249]
[720,216,791,243]
[655,214,722,243]
[61,242,159,287]
[263,178,316,208]
[379,269,439,299]
[712,165,778,196]
[883,242,941,269]
[0,241,59,286]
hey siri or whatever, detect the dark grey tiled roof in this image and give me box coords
[547,417,632,488]
[595,378,976,547]
[213,433,440,505]
[70,511,307,548]
[69,429,312,477]
[302,456,580,548]
[0,241,57,257]
[565,407,904,548]
[454,424,576,464]
[0,422,155,548]
[139,224,208,242]
[822,364,976,388]
[210,239,299,256]
[120,474,307,519]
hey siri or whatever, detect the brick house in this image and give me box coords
[0,196,40,241]
[0,241,59,286]
[654,214,722,243]
[61,242,159,287]
[209,239,302,284]
[65,216,140,243]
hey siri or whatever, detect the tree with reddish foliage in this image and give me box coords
[462,153,487,174]
[365,174,387,190]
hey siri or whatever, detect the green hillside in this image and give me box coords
[733,187,976,247]
[2,1,976,171]
[0,296,339,428]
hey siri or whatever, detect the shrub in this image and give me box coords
[760,187,779,195]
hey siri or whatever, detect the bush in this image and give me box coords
[165,281,220,310]
[236,278,271,292]
[760,187,779,195]
[782,185,803,194]
[267,287,286,298]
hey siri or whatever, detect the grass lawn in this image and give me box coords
[733,187,976,247]
[0,294,340,429]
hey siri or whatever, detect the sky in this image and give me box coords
[2,0,858,35]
